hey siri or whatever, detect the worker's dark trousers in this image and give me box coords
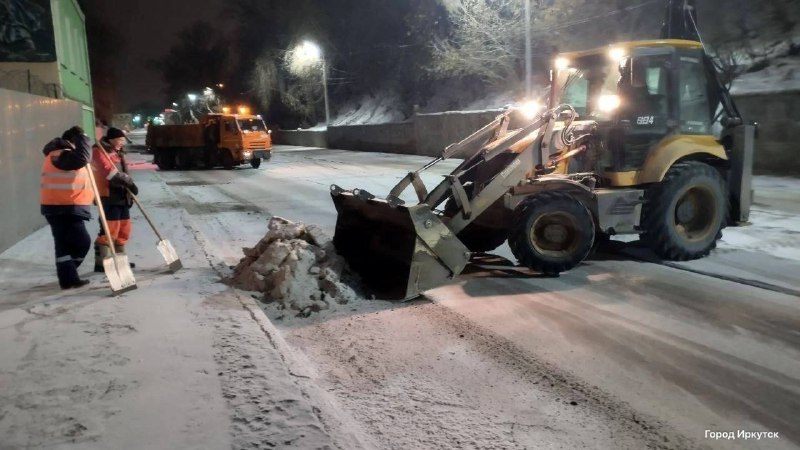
[46,215,91,286]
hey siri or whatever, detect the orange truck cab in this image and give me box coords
[146,113,273,170]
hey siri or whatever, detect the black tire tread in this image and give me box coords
[508,191,595,274]
[640,161,726,261]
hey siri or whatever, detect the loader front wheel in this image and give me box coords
[509,192,595,275]
[640,161,726,260]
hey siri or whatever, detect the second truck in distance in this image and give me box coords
[146,112,273,170]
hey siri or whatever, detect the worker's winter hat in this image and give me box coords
[105,127,132,143]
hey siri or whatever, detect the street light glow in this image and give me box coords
[187,93,197,102]
[300,40,321,60]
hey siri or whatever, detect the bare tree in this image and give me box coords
[431,0,525,85]
[249,52,279,111]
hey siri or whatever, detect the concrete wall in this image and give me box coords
[414,110,502,156]
[0,88,82,253]
[734,90,800,176]
[275,92,800,175]
[275,130,327,148]
[328,122,416,155]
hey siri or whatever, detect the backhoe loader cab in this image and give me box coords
[539,39,753,255]
[330,39,754,300]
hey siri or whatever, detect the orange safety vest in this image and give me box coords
[40,150,94,206]
[92,145,123,198]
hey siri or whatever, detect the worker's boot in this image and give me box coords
[116,244,136,269]
[94,244,110,273]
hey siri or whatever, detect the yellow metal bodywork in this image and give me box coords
[557,39,702,60]
[601,135,727,186]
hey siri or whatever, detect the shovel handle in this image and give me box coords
[85,164,118,257]
[128,191,165,241]
[95,146,166,242]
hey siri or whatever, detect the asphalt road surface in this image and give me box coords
[142,145,800,449]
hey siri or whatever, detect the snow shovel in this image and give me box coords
[85,166,138,295]
[128,190,182,273]
[95,145,182,273]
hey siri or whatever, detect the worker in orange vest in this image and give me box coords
[40,126,93,289]
[92,127,138,272]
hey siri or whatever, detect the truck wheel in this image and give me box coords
[250,157,262,169]
[155,151,175,170]
[509,191,595,275]
[175,152,193,170]
[640,161,726,260]
[221,150,234,170]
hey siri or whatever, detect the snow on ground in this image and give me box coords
[718,176,800,262]
[0,163,368,449]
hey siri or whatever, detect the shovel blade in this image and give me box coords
[102,255,137,295]
[156,239,182,273]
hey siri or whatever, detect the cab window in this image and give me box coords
[678,56,711,134]
[223,119,237,134]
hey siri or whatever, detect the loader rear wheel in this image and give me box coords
[509,192,595,274]
[640,161,726,260]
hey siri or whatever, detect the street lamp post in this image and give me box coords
[300,40,331,126]
[187,93,198,123]
[524,0,532,98]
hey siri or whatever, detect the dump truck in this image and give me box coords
[146,113,272,170]
[331,34,754,299]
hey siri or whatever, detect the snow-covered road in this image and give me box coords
[2,145,799,449]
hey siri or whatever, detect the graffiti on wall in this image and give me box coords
[0,0,56,62]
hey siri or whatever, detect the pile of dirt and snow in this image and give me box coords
[226,217,363,315]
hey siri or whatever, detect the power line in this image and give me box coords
[532,0,662,34]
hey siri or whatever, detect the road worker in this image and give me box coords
[92,127,139,272]
[40,126,93,289]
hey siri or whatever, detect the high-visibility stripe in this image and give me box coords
[42,172,87,179]
[56,255,72,263]
[42,183,90,190]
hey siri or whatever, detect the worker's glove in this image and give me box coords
[111,172,138,195]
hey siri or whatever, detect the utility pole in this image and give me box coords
[525,0,532,98]
[322,59,330,126]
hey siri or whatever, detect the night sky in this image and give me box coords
[82,0,227,111]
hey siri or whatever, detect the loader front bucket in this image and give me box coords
[330,185,470,300]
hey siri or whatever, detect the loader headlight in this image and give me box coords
[554,57,570,71]
[520,100,543,119]
[597,94,621,112]
[608,47,626,62]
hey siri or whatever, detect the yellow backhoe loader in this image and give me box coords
[331,6,754,300]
